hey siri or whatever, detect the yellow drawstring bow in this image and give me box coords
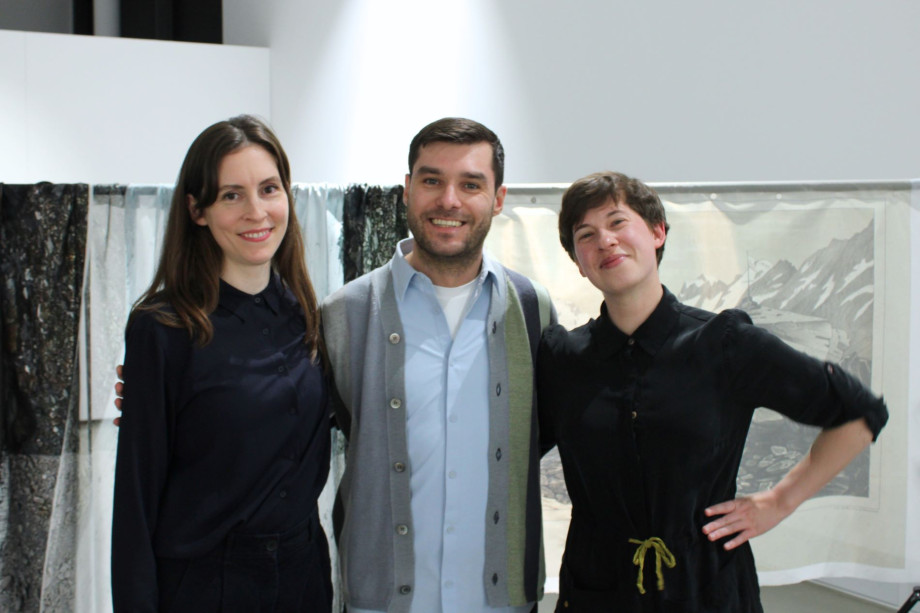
[628,537,676,594]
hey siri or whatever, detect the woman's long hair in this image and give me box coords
[130,115,322,359]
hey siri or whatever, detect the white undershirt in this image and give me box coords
[433,279,477,338]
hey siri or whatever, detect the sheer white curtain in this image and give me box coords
[78,183,347,612]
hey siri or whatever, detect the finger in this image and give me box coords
[113,416,121,427]
[707,522,745,542]
[704,500,736,517]
[115,381,124,395]
[116,364,123,379]
[114,398,123,411]
[722,529,754,551]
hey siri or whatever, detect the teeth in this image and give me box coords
[241,230,270,239]
[432,219,461,227]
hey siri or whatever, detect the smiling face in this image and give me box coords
[403,141,506,285]
[191,144,289,290]
[572,198,666,301]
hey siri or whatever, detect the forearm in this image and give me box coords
[770,417,874,513]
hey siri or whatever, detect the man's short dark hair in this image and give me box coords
[559,171,670,264]
[408,117,505,189]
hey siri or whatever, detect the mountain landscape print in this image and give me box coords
[677,219,875,498]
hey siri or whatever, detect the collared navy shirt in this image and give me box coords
[112,275,330,611]
[537,287,887,613]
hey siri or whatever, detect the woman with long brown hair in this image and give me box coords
[112,115,331,612]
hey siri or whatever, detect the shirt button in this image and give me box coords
[389,332,400,344]
[265,539,278,551]
[495,383,501,396]
[394,462,406,472]
[446,525,455,534]
[396,524,409,535]
[279,489,287,498]
[398,585,412,595]
[277,365,286,373]
[495,448,502,461]
[449,414,458,423]
[445,580,454,588]
[627,338,635,346]
[262,328,270,336]
[448,470,456,479]
[631,411,638,420]
[390,398,402,409]
[826,364,835,374]
[492,321,497,334]
[254,296,262,304]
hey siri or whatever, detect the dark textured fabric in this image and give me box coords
[537,288,888,613]
[112,275,331,612]
[341,184,406,282]
[0,183,87,612]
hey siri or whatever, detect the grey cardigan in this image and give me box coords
[322,253,554,613]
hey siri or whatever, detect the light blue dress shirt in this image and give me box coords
[351,240,531,613]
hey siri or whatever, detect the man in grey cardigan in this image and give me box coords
[322,118,554,613]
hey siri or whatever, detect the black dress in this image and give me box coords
[537,288,887,612]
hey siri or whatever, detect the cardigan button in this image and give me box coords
[389,332,400,344]
[399,585,412,595]
[394,462,406,472]
[396,524,409,535]
[390,398,402,409]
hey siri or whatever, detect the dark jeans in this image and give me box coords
[157,509,332,613]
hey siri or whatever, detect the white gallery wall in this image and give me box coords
[224,0,920,186]
[0,29,270,184]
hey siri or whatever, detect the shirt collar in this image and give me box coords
[390,237,502,300]
[218,272,284,319]
[589,286,680,358]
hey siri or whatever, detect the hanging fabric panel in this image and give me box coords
[0,183,88,612]
[341,184,406,281]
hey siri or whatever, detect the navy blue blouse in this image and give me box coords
[537,287,887,613]
[112,275,330,611]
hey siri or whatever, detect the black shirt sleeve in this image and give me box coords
[111,311,186,612]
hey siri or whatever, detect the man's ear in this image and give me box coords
[492,185,507,217]
[403,174,411,205]
[188,195,207,226]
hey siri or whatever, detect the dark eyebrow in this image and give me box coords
[414,167,487,183]
[460,171,487,182]
[574,208,622,234]
[217,175,281,192]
